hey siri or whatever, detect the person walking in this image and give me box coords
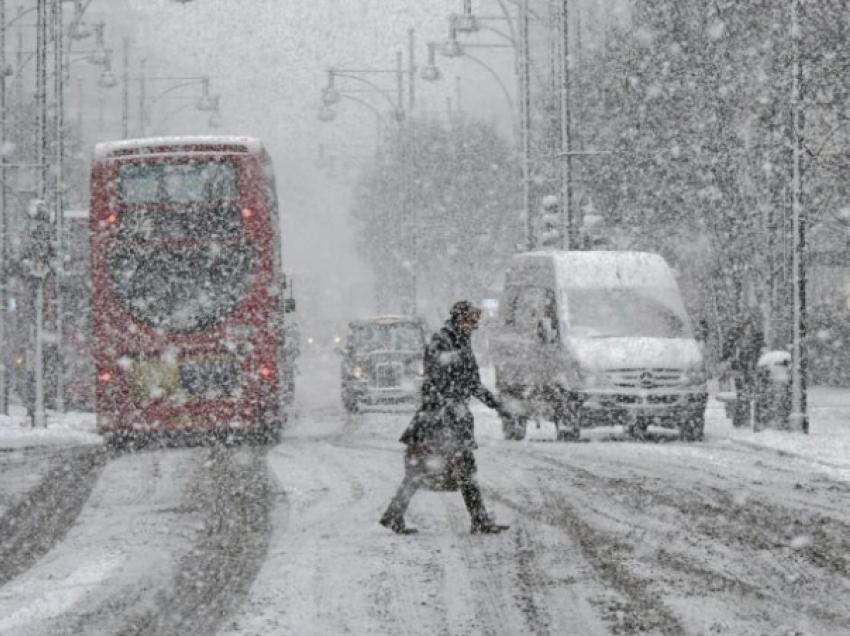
[380,301,510,535]
[722,308,766,428]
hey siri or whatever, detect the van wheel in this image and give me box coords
[626,419,648,441]
[556,427,580,442]
[553,392,581,442]
[680,412,705,442]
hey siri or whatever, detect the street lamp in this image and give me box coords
[439,1,534,249]
[421,43,442,82]
[195,76,216,111]
[97,51,117,88]
[69,0,91,40]
[138,76,221,136]
[207,96,222,128]
[322,72,341,106]
[319,55,415,312]
[452,0,481,34]
[88,21,109,66]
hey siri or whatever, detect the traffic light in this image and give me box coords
[22,199,54,279]
[538,194,562,249]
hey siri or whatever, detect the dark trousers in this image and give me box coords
[383,444,489,525]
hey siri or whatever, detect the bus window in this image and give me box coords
[119,161,238,205]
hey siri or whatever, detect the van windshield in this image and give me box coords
[567,288,691,339]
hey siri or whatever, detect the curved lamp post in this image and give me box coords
[318,56,416,313]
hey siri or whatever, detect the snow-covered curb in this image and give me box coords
[0,405,100,449]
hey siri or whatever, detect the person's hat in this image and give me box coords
[450,300,481,324]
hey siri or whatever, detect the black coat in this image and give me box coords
[400,321,500,448]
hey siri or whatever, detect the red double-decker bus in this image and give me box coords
[90,136,291,444]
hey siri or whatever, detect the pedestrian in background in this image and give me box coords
[721,308,766,428]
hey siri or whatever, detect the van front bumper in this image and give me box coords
[577,389,707,424]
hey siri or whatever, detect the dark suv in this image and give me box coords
[339,316,427,412]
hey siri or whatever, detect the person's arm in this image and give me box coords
[468,347,501,410]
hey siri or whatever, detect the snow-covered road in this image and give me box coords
[1,354,849,635]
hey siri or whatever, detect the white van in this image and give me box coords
[490,251,708,441]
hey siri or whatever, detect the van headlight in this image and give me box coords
[577,365,608,388]
[685,364,708,386]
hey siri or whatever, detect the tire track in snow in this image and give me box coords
[120,444,274,636]
[487,483,686,636]
[442,499,549,636]
[493,446,850,634]
[0,444,106,587]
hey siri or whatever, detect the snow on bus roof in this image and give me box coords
[94,135,264,160]
[350,315,422,326]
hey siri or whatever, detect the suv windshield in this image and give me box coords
[567,288,691,339]
[349,323,425,352]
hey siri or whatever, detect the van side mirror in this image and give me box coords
[283,298,296,313]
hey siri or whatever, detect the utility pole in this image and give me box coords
[520,0,532,249]
[789,0,809,433]
[121,36,129,138]
[0,0,8,415]
[53,0,65,412]
[32,0,49,427]
[395,50,413,314]
[559,0,574,250]
[138,58,146,136]
[408,28,416,113]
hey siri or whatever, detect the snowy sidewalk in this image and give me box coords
[712,387,850,481]
[0,404,100,450]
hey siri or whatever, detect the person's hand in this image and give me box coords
[497,396,523,420]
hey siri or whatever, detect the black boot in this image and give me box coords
[470,515,509,534]
[379,512,418,535]
[471,521,510,534]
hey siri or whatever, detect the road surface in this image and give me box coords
[0,353,848,635]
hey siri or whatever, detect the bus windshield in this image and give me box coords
[108,242,255,333]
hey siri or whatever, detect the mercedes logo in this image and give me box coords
[639,371,654,389]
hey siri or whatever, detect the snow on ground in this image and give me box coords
[1,381,849,482]
[0,405,100,450]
